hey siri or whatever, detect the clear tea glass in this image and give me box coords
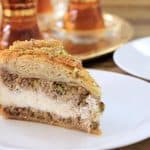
[0,0,42,49]
[37,0,53,14]
[64,0,105,31]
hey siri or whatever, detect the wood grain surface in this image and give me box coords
[84,0,150,149]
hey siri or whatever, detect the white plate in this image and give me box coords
[113,37,150,80]
[0,70,150,150]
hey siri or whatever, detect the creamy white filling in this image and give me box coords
[0,80,99,121]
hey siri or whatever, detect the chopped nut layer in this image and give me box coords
[0,70,89,105]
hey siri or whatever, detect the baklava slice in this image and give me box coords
[0,40,104,134]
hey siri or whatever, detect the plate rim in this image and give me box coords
[0,69,150,150]
[113,36,150,81]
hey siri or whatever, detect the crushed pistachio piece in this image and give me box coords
[73,68,79,78]
[99,102,105,112]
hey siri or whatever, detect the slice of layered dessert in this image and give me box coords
[0,39,104,134]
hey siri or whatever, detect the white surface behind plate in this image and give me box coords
[0,70,150,150]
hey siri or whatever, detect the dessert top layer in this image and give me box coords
[0,39,100,98]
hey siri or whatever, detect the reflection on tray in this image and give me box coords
[48,14,133,60]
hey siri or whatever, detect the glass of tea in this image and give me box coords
[64,0,105,31]
[37,0,53,31]
[0,0,42,49]
[37,0,53,14]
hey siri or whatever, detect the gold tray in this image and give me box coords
[44,13,134,61]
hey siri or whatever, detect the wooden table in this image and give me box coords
[84,0,150,149]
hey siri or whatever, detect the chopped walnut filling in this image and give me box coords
[0,70,89,105]
[3,106,99,132]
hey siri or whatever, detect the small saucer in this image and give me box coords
[113,37,150,81]
[47,13,133,61]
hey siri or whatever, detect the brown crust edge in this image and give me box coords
[0,105,2,114]
[1,106,101,135]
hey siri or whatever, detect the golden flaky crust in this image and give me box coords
[0,39,100,97]
[2,106,101,135]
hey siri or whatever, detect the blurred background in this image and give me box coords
[102,0,150,38]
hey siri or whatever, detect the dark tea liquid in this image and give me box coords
[37,0,53,14]
[0,0,42,48]
[64,0,105,31]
